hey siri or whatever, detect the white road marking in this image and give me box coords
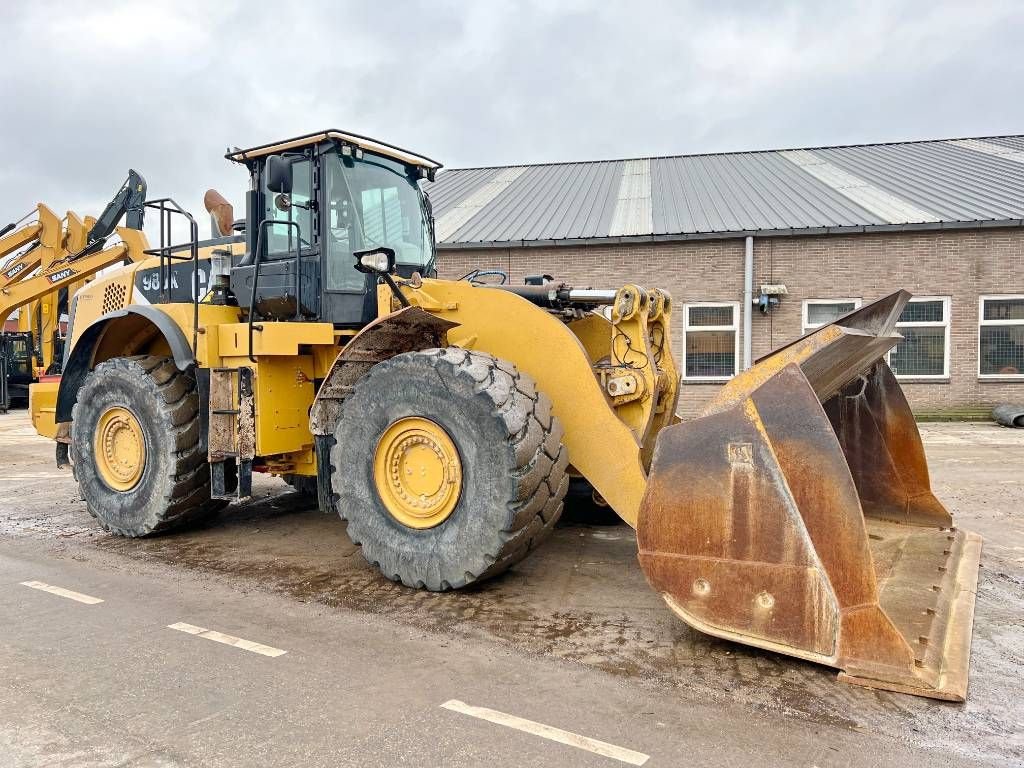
[20,581,104,605]
[167,622,287,657]
[440,699,649,766]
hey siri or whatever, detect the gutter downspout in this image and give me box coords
[742,236,753,370]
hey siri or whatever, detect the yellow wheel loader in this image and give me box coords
[29,130,981,700]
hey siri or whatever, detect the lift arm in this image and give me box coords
[0,204,62,288]
[0,228,148,328]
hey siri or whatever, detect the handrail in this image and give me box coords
[143,198,200,357]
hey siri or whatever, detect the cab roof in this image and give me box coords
[225,129,443,171]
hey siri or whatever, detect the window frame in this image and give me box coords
[261,153,316,260]
[682,301,740,382]
[884,296,951,380]
[978,294,1024,379]
[801,298,862,335]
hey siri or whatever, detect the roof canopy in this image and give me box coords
[227,129,442,171]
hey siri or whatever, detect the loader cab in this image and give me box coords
[228,131,441,328]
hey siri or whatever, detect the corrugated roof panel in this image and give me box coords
[443,160,622,243]
[730,151,886,228]
[517,160,621,240]
[948,138,1024,165]
[975,136,1024,152]
[818,141,1024,222]
[424,167,499,214]
[426,135,1024,245]
[651,152,886,234]
[780,149,940,224]
[434,167,526,242]
[608,160,653,236]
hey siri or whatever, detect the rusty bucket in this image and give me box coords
[638,292,982,700]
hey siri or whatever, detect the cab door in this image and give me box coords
[318,152,381,328]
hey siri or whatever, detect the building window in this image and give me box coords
[887,297,950,379]
[683,302,739,380]
[979,295,1024,378]
[802,298,861,334]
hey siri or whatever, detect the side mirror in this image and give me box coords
[265,155,293,194]
[353,247,396,274]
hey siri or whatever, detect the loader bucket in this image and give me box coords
[637,292,982,700]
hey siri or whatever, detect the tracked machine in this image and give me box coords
[27,130,981,700]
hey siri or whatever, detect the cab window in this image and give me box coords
[324,150,432,292]
[263,157,312,257]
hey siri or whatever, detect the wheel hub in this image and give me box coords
[94,406,146,491]
[374,417,462,529]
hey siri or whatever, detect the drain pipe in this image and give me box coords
[742,236,754,370]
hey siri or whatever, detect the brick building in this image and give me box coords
[425,136,1024,418]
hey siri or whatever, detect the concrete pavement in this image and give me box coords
[0,539,992,768]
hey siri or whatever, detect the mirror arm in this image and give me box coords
[381,272,410,308]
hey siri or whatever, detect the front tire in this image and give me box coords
[71,355,223,536]
[331,348,569,590]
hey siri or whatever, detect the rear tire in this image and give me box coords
[71,356,224,536]
[331,348,568,590]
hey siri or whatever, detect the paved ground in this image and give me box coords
[1,410,1022,767]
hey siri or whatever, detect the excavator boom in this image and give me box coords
[0,231,145,328]
[0,204,62,288]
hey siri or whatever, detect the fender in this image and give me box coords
[55,304,194,423]
[309,306,457,437]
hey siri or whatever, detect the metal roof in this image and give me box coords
[423,135,1024,248]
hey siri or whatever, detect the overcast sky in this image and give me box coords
[2,0,1022,239]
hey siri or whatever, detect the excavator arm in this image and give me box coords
[0,204,62,288]
[86,169,146,250]
[0,228,147,329]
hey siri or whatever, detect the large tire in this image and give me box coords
[71,355,223,536]
[330,347,568,590]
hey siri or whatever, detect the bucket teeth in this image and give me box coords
[638,291,982,701]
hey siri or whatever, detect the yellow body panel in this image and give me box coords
[217,321,334,358]
[28,379,59,439]
[248,355,316,457]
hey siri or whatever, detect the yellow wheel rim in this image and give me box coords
[373,417,462,529]
[94,406,146,492]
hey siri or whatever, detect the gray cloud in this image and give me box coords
[1,0,1021,239]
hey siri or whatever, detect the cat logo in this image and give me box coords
[46,267,76,284]
[4,263,26,280]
